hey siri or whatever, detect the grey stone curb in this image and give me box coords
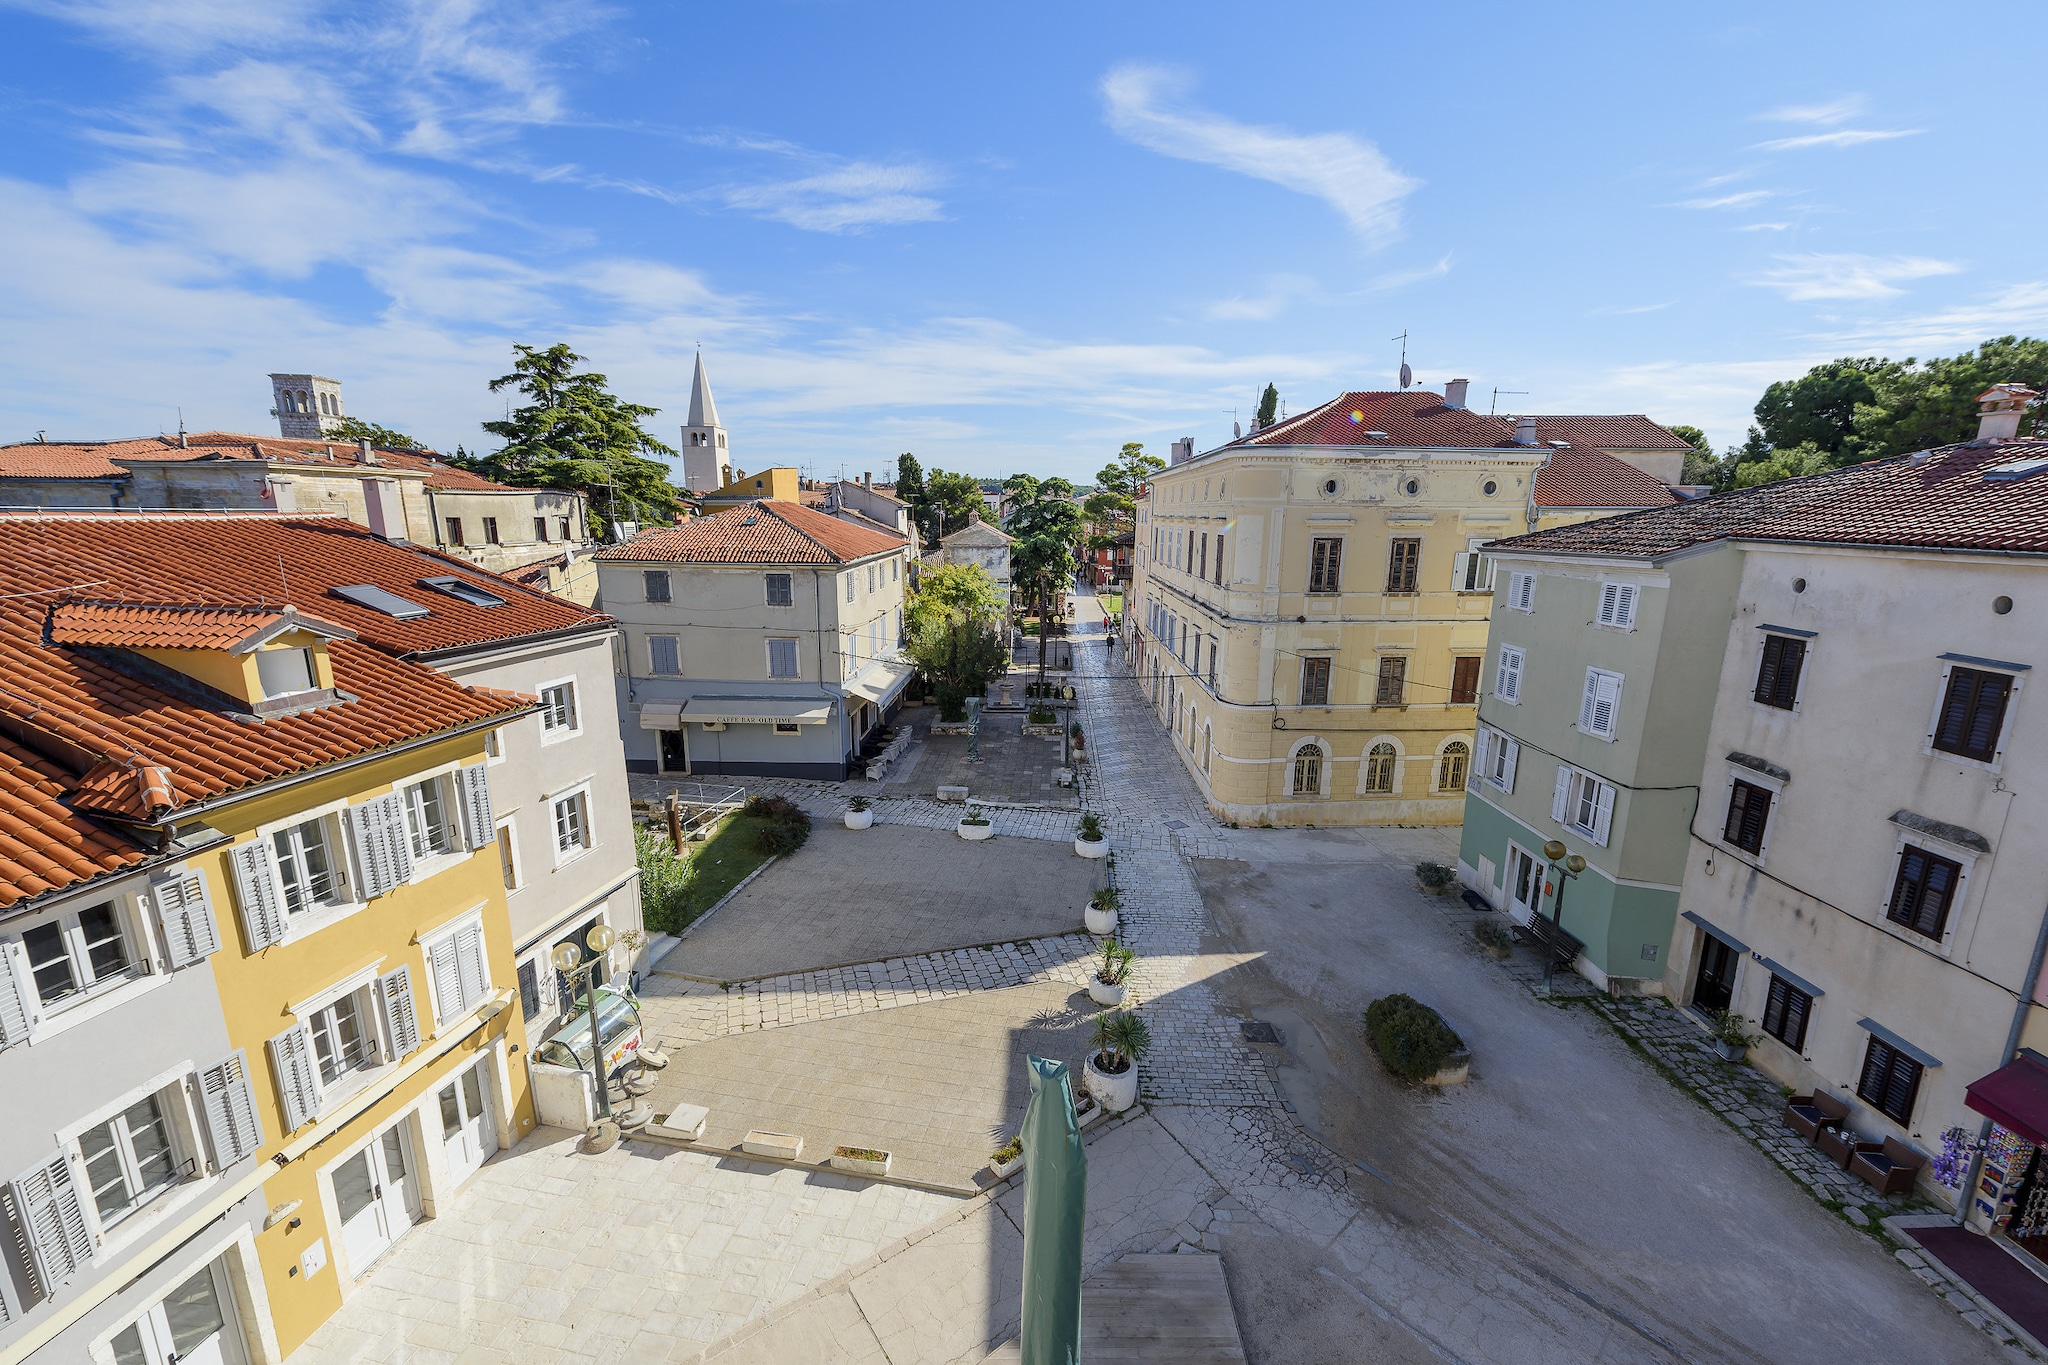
[652,929,1096,987]
[668,852,780,944]
[623,1125,983,1198]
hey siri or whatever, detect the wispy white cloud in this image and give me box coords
[1589,301,1673,316]
[1747,94,1919,152]
[1752,128,1921,152]
[1675,189,1775,210]
[1747,253,1962,301]
[1367,254,1451,292]
[1809,280,2048,354]
[1758,96,1867,126]
[1100,62,1417,247]
[1736,222,1793,232]
[1205,274,1319,322]
[716,161,945,233]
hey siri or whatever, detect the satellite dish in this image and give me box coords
[1399,361,1413,390]
[1233,422,1242,439]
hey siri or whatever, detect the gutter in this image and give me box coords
[405,620,617,664]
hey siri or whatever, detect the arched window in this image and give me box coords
[1365,742,1397,794]
[1292,744,1324,796]
[1201,724,1212,773]
[1439,741,1470,792]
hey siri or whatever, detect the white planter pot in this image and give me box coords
[833,1147,892,1176]
[1088,977,1127,1007]
[1084,905,1118,936]
[1075,835,1108,859]
[958,820,994,841]
[990,1152,1024,1180]
[1084,1051,1139,1112]
[1427,1050,1472,1086]
[843,809,874,830]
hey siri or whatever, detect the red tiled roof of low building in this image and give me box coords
[1531,446,1679,509]
[47,601,354,651]
[596,500,905,565]
[0,431,519,492]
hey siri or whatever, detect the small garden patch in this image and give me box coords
[1364,994,1465,1083]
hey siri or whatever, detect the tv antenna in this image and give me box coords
[1392,332,1412,390]
[1490,387,1528,416]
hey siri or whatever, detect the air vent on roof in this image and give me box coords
[1547,440,1572,449]
[331,583,430,619]
[1363,431,1389,440]
[1983,456,2048,483]
[419,576,506,607]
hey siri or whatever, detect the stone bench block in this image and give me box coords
[936,785,970,803]
[741,1130,803,1160]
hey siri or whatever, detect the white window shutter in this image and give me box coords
[268,1024,320,1132]
[1591,672,1623,739]
[1552,766,1573,822]
[457,764,494,850]
[1452,551,1470,591]
[1580,670,1600,732]
[431,935,463,1025]
[1511,572,1535,611]
[378,966,422,1058]
[376,793,415,885]
[228,840,287,950]
[198,1050,264,1169]
[1501,739,1519,793]
[345,802,390,899]
[0,940,41,1050]
[1471,728,1491,782]
[1615,584,1637,628]
[456,924,490,1011]
[1496,647,1522,703]
[1592,783,1616,847]
[153,873,221,968]
[5,1151,93,1298]
[1598,582,1621,626]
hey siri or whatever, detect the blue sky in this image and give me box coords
[2,1,2043,482]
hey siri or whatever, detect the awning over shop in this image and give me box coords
[845,659,915,707]
[677,696,833,725]
[1966,1052,2048,1147]
[637,701,684,730]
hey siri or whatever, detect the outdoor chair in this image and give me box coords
[1849,1136,1928,1197]
[1782,1090,1851,1142]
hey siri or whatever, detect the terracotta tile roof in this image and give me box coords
[0,511,619,911]
[596,500,904,565]
[0,432,518,493]
[47,602,354,652]
[1233,393,1691,453]
[1532,446,1679,509]
[1490,440,2048,560]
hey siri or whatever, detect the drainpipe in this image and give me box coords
[1955,899,2048,1225]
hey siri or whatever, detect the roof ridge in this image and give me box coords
[765,499,856,561]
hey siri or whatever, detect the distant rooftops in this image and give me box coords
[0,431,517,493]
[596,499,904,565]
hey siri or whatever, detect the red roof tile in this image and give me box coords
[0,735,147,908]
[47,602,354,651]
[596,500,904,565]
[0,432,518,493]
[1532,447,1679,509]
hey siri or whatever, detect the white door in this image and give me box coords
[1505,845,1540,925]
[438,1058,493,1185]
[108,1261,247,1365]
[335,1126,417,1275]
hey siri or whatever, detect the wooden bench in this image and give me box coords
[1518,913,1585,972]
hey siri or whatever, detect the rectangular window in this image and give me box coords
[648,635,681,675]
[517,959,542,1021]
[1451,656,1481,705]
[1857,1035,1924,1124]
[643,570,671,603]
[402,777,458,860]
[1722,779,1772,854]
[272,817,342,916]
[1385,538,1421,593]
[1300,657,1332,707]
[1376,655,1407,706]
[1186,530,1195,571]
[765,573,794,607]
[255,647,315,699]
[1456,539,1494,592]
[1579,667,1623,740]
[846,573,856,603]
[22,902,138,1006]
[774,721,801,735]
[1754,635,1806,709]
[540,681,578,734]
[1198,534,1208,580]
[559,516,573,541]
[1481,728,1519,790]
[868,564,878,593]
[1554,768,1616,845]
[445,517,464,546]
[1762,975,1812,1051]
[553,791,591,858]
[1596,582,1637,629]
[1214,534,1225,584]
[1932,667,2013,763]
[535,516,549,543]
[496,822,520,892]
[482,517,500,545]
[767,638,799,678]
[1495,645,1525,703]
[309,990,373,1086]
[1309,537,1343,593]
[1508,570,1535,612]
[79,1093,180,1226]
[1887,846,1963,939]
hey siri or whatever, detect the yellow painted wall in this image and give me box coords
[191,730,532,1358]
[135,630,337,703]
[703,466,801,503]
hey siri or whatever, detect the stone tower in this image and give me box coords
[270,374,345,439]
[680,352,731,493]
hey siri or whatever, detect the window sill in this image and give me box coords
[314,1059,395,1119]
[553,843,596,871]
[30,969,172,1043]
[406,849,472,888]
[539,727,585,747]
[91,1167,216,1262]
[280,898,372,946]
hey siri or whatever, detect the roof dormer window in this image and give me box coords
[418,576,506,608]
[255,646,316,699]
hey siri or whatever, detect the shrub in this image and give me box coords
[1077,812,1104,841]
[755,821,805,856]
[636,824,694,934]
[1363,994,1464,1082]
[744,794,811,830]
[1473,919,1514,954]
[1095,939,1135,986]
[936,681,970,722]
[1070,722,1084,741]
[1089,886,1122,911]
[961,803,991,826]
[992,1135,1022,1164]
[1091,1009,1151,1073]
[1028,706,1056,724]
[1712,1010,1759,1049]
[1415,861,1458,894]
[847,796,871,812]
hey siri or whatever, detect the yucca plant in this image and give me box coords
[1095,939,1135,987]
[1077,812,1104,842]
[1089,886,1122,912]
[1091,1009,1151,1075]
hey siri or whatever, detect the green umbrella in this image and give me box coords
[1019,1054,1086,1364]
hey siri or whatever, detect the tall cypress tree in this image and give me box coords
[1256,383,1279,428]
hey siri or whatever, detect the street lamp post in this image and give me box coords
[1061,684,1077,768]
[550,922,617,1121]
[1539,840,1585,996]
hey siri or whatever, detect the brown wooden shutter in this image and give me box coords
[1754,636,1806,709]
[1386,538,1420,592]
[1301,658,1331,706]
[1723,781,1771,852]
[1934,667,2012,761]
[1376,655,1406,705]
[1887,847,1961,938]
[1451,656,1481,705]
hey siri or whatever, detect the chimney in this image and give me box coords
[359,438,373,459]
[362,477,408,543]
[1443,378,1470,411]
[1514,415,1540,446]
[1977,383,2039,442]
[967,508,981,524]
[1170,437,1194,465]
[863,471,872,488]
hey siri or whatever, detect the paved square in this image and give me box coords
[655,822,1101,982]
[889,699,1081,806]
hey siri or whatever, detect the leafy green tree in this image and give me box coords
[905,562,1003,638]
[329,416,421,449]
[1256,383,1279,428]
[1005,477,1085,691]
[1665,424,1720,486]
[1082,442,1165,545]
[1754,358,1896,459]
[1852,336,2048,458]
[460,343,683,536]
[921,469,987,540]
[901,564,1009,721]
[895,452,925,504]
[1731,443,1830,489]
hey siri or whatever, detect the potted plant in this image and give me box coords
[833,1144,892,1176]
[1711,1010,1759,1062]
[1070,722,1085,749]
[1415,861,1459,896]
[989,1135,1024,1180]
[844,795,874,830]
[1084,1009,1150,1112]
[1074,812,1108,859]
[1085,887,1121,936]
[1473,918,1513,961]
[957,803,994,841]
[1089,939,1135,1006]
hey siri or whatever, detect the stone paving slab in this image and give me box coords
[655,821,1103,982]
[902,701,1082,807]
[641,981,1105,1192]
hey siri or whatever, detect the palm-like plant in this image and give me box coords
[1095,939,1136,987]
[1089,886,1121,911]
[1078,812,1103,842]
[1091,1009,1151,1074]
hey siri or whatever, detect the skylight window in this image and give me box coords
[419,576,506,607]
[1983,457,2048,483]
[330,583,430,619]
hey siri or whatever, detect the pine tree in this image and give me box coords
[1256,384,1279,428]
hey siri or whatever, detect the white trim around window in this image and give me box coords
[535,675,582,744]
[420,908,493,1031]
[1551,765,1615,847]
[1506,570,1536,613]
[495,815,523,894]
[550,782,596,867]
[55,1059,208,1253]
[1494,644,1524,704]
[1579,667,1624,741]
[1595,581,1638,630]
